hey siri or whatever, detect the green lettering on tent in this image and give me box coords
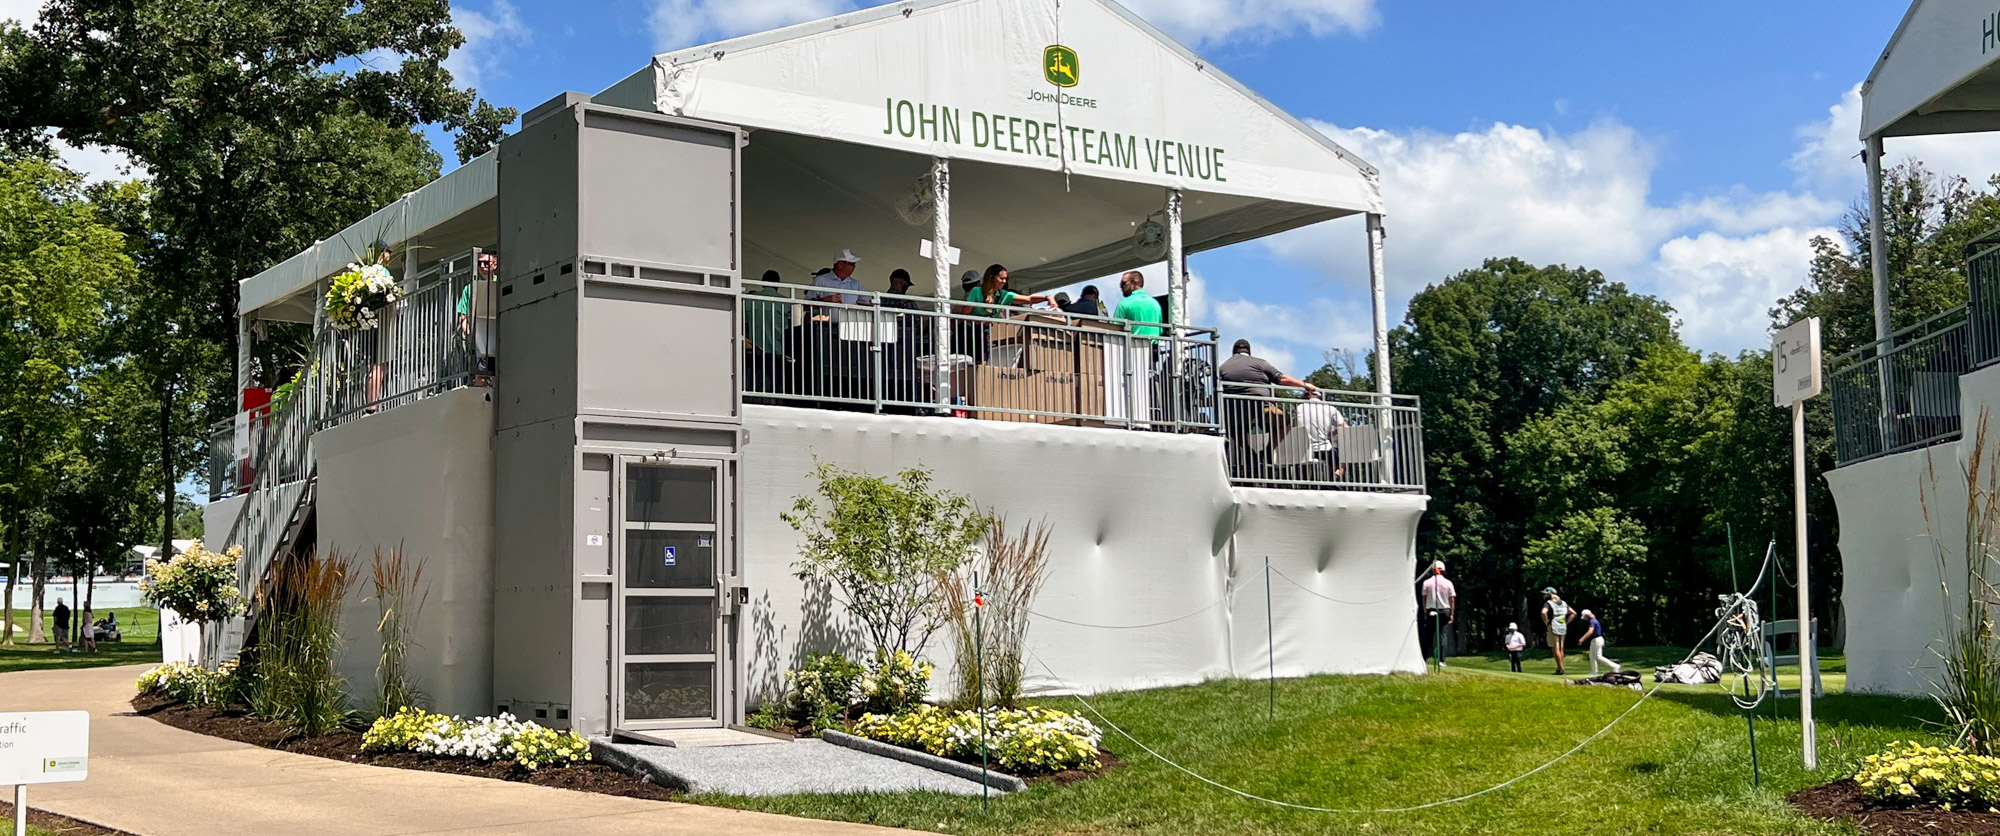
[1214,149,1226,182]
[1118,134,1137,169]
[883,98,895,135]
[972,112,990,148]
[944,107,961,145]
[1024,118,1042,156]
[1045,122,1061,158]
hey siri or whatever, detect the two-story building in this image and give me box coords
[202,0,1430,741]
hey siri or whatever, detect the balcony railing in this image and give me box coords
[319,249,497,427]
[207,249,497,499]
[1221,389,1426,492]
[1970,231,2000,368]
[1830,306,1969,466]
[742,280,1220,432]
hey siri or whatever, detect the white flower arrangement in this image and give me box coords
[363,707,591,770]
[327,261,404,330]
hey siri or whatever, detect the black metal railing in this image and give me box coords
[742,280,1220,431]
[1830,307,1969,466]
[1220,389,1425,491]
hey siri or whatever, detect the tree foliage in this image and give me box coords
[782,462,989,659]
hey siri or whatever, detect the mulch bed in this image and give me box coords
[0,799,135,835]
[1791,779,2000,835]
[1033,748,1125,786]
[129,693,679,801]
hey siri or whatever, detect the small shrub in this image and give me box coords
[362,706,457,753]
[786,653,864,731]
[745,702,785,731]
[511,725,593,771]
[253,550,355,738]
[140,540,245,666]
[138,659,244,708]
[860,649,933,715]
[852,704,1101,775]
[360,707,590,770]
[1857,741,2000,810]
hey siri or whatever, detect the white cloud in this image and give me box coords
[1649,226,1836,352]
[0,0,40,27]
[1789,83,2000,195]
[1246,116,1866,356]
[55,139,143,183]
[446,0,530,91]
[1118,0,1377,46]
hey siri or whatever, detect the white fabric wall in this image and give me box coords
[738,405,1426,701]
[315,388,497,717]
[1829,443,1960,695]
[1830,362,2000,695]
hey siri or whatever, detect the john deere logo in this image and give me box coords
[1044,45,1079,88]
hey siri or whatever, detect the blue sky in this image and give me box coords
[18,0,2000,374]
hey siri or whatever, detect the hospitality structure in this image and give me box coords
[203,0,1430,741]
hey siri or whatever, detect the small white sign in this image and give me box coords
[1773,317,1823,407]
[585,534,604,547]
[0,711,89,785]
[917,239,962,265]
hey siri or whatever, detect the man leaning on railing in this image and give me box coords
[1219,338,1316,479]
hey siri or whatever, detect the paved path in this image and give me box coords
[1,664,931,836]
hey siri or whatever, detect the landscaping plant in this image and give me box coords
[362,707,592,771]
[1856,740,2000,810]
[940,515,1051,707]
[860,649,934,715]
[252,549,354,738]
[139,539,245,668]
[137,658,246,708]
[783,653,865,732]
[1924,411,2000,753]
[366,546,429,718]
[852,704,1101,775]
[782,461,988,658]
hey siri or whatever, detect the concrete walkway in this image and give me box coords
[1,664,930,836]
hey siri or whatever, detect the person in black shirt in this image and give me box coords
[1063,285,1105,317]
[1219,339,1316,478]
[52,597,71,651]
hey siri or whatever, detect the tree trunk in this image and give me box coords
[71,574,80,648]
[83,572,96,653]
[2,519,15,646]
[28,562,45,644]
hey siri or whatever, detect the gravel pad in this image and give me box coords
[596,738,991,797]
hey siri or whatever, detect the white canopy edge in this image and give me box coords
[1862,0,2000,139]
[623,0,1382,214]
[238,151,498,317]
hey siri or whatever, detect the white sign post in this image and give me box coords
[1772,317,1822,771]
[1,711,90,836]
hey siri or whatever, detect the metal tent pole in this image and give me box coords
[931,157,954,413]
[1367,214,1394,484]
[1866,137,1895,450]
[1165,188,1186,427]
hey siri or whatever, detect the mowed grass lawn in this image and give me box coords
[709,660,1927,835]
[0,606,161,674]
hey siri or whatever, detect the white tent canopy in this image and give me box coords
[1862,0,2000,139]
[240,0,1388,331]
[601,0,1382,295]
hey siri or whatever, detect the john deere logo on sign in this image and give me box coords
[1044,45,1079,88]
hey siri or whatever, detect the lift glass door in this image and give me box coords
[616,458,725,729]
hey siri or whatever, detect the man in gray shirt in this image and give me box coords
[1219,339,1316,478]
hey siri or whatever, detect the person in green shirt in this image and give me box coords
[965,263,1053,317]
[744,270,791,394]
[1113,270,1164,337]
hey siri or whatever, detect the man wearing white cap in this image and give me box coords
[809,249,869,306]
[1418,559,1455,669]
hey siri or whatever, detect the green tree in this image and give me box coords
[0,155,133,644]
[1521,506,1647,616]
[782,462,989,658]
[0,0,518,556]
[1779,161,2000,356]
[1391,257,1678,639]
